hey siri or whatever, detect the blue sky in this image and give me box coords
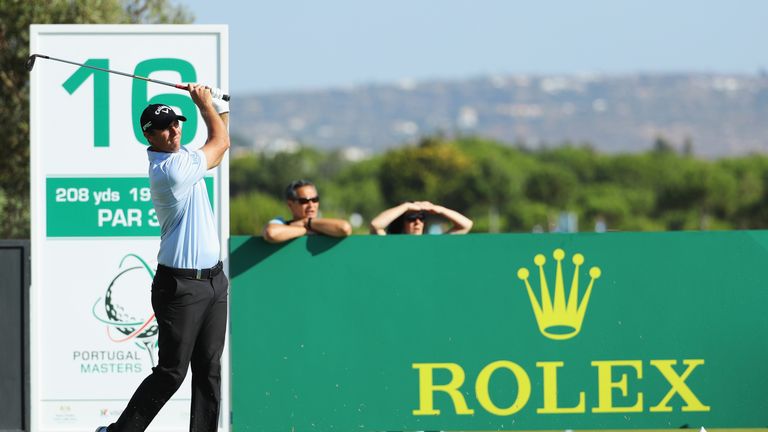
[179,0,768,94]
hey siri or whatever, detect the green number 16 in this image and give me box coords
[62,58,198,147]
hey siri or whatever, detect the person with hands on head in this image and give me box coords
[370,201,473,235]
[262,179,352,243]
[95,83,230,432]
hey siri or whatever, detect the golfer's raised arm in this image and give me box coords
[188,83,230,169]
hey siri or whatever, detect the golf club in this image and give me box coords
[26,53,230,101]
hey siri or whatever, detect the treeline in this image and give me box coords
[230,136,768,235]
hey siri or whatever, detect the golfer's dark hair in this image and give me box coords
[284,179,315,200]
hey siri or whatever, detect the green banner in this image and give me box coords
[230,232,768,431]
[46,177,213,237]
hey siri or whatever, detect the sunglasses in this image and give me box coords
[405,212,425,222]
[293,196,320,204]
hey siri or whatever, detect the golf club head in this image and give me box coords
[25,54,37,71]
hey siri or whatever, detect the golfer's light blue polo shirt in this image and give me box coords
[147,147,219,269]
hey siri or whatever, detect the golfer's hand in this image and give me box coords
[188,83,213,108]
[210,87,230,114]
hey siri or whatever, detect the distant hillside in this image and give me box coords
[230,73,768,157]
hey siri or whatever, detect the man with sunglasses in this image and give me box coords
[370,201,473,235]
[263,179,352,243]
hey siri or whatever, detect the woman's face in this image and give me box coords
[403,212,425,235]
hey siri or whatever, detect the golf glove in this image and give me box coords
[210,87,230,114]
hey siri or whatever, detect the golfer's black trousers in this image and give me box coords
[108,263,228,432]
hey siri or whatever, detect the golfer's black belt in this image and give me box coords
[157,261,223,280]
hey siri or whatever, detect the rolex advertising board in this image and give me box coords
[29,25,229,432]
[229,233,768,431]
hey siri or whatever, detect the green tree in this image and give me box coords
[652,135,676,155]
[230,153,263,197]
[257,147,327,197]
[122,0,192,23]
[524,165,578,209]
[379,137,471,207]
[0,0,191,238]
[326,157,384,219]
[504,200,551,232]
[228,133,768,235]
[719,156,768,229]
[230,191,285,236]
[539,145,600,183]
[451,137,540,231]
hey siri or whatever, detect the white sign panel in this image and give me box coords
[30,25,229,432]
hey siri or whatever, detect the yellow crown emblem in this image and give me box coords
[516,248,601,340]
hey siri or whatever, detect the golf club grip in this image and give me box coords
[177,84,230,101]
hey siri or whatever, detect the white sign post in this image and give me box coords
[30,25,229,432]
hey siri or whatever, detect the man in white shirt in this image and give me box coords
[97,84,229,432]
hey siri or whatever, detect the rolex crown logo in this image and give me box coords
[517,248,601,340]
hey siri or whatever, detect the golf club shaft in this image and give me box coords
[30,54,230,101]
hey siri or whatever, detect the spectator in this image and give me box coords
[370,201,473,235]
[263,180,352,243]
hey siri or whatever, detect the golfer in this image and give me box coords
[97,84,230,432]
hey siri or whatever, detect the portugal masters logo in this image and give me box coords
[516,248,601,340]
[92,253,158,366]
